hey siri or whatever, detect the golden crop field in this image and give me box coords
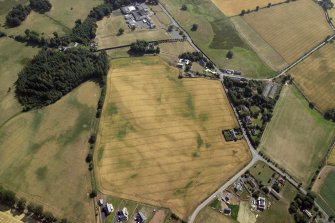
[211,0,284,16]
[94,56,251,219]
[290,43,335,113]
[0,82,100,222]
[243,0,333,64]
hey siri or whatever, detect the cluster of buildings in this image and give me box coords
[121,3,156,29]
[98,198,147,223]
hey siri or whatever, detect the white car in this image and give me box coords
[98,198,103,206]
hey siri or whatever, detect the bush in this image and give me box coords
[16,197,26,213]
[226,50,233,59]
[191,24,198,31]
[5,4,31,27]
[29,0,52,13]
[181,4,187,10]
[0,188,17,207]
[86,153,93,163]
[0,31,6,38]
[325,109,335,122]
[90,190,97,198]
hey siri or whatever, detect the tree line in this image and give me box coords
[6,0,52,27]
[15,48,109,110]
[129,40,160,55]
[0,185,70,223]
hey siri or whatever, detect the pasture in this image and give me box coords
[290,43,335,113]
[0,82,100,222]
[314,167,335,216]
[94,56,251,219]
[243,0,333,64]
[259,85,335,186]
[95,11,170,49]
[159,41,195,65]
[211,0,285,16]
[194,207,237,223]
[47,0,103,29]
[160,0,275,78]
[5,11,69,38]
[0,38,38,126]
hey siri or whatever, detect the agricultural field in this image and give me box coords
[194,207,237,223]
[313,166,335,216]
[160,0,275,78]
[290,43,335,113]
[0,209,33,223]
[259,85,335,186]
[4,11,69,38]
[94,56,251,219]
[0,82,100,222]
[0,38,38,126]
[211,0,285,16]
[95,11,171,49]
[328,145,335,165]
[159,41,196,65]
[230,17,288,71]
[47,0,103,29]
[243,0,333,64]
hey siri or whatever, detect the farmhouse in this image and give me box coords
[257,197,266,210]
[121,3,155,29]
[117,208,129,222]
[135,211,147,223]
[104,203,114,215]
[121,6,136,14]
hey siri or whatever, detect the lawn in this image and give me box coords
[0,38,39,126]
[95,11,171,49]
[290,43,335,113]
[160,0,275,78]
[211,0,286,16]
[259,85,335,186]
[194,207,237,223]
[0,82,100,222]
[94,56,251,219]
[249,161,275,186]
[243,0,333,64]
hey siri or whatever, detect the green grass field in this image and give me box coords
[195,207,237,223]
[0,38,39,126]
[0,82,99,222]
[249,161,275,186]
[259,85,335,186]
[317,171,335,216]
[160,0,275,78]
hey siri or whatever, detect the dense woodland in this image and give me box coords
[224,77,279,147]
[15,49,109,110]
[5,4,31,27]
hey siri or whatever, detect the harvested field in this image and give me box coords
[94,56,251,219]
[211,0,285,16]
[0,209,35,223]
[313,166,335,216]
[259,85,335,186]
[290,43,335,113]
[0,38,38,126]
[160,0,275,78]
[96,11,170,49]
[0,82,100,222]
[243,0,333,64]
[194,207,237,223]
[230,17,288,71]
[237,201,255,223]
